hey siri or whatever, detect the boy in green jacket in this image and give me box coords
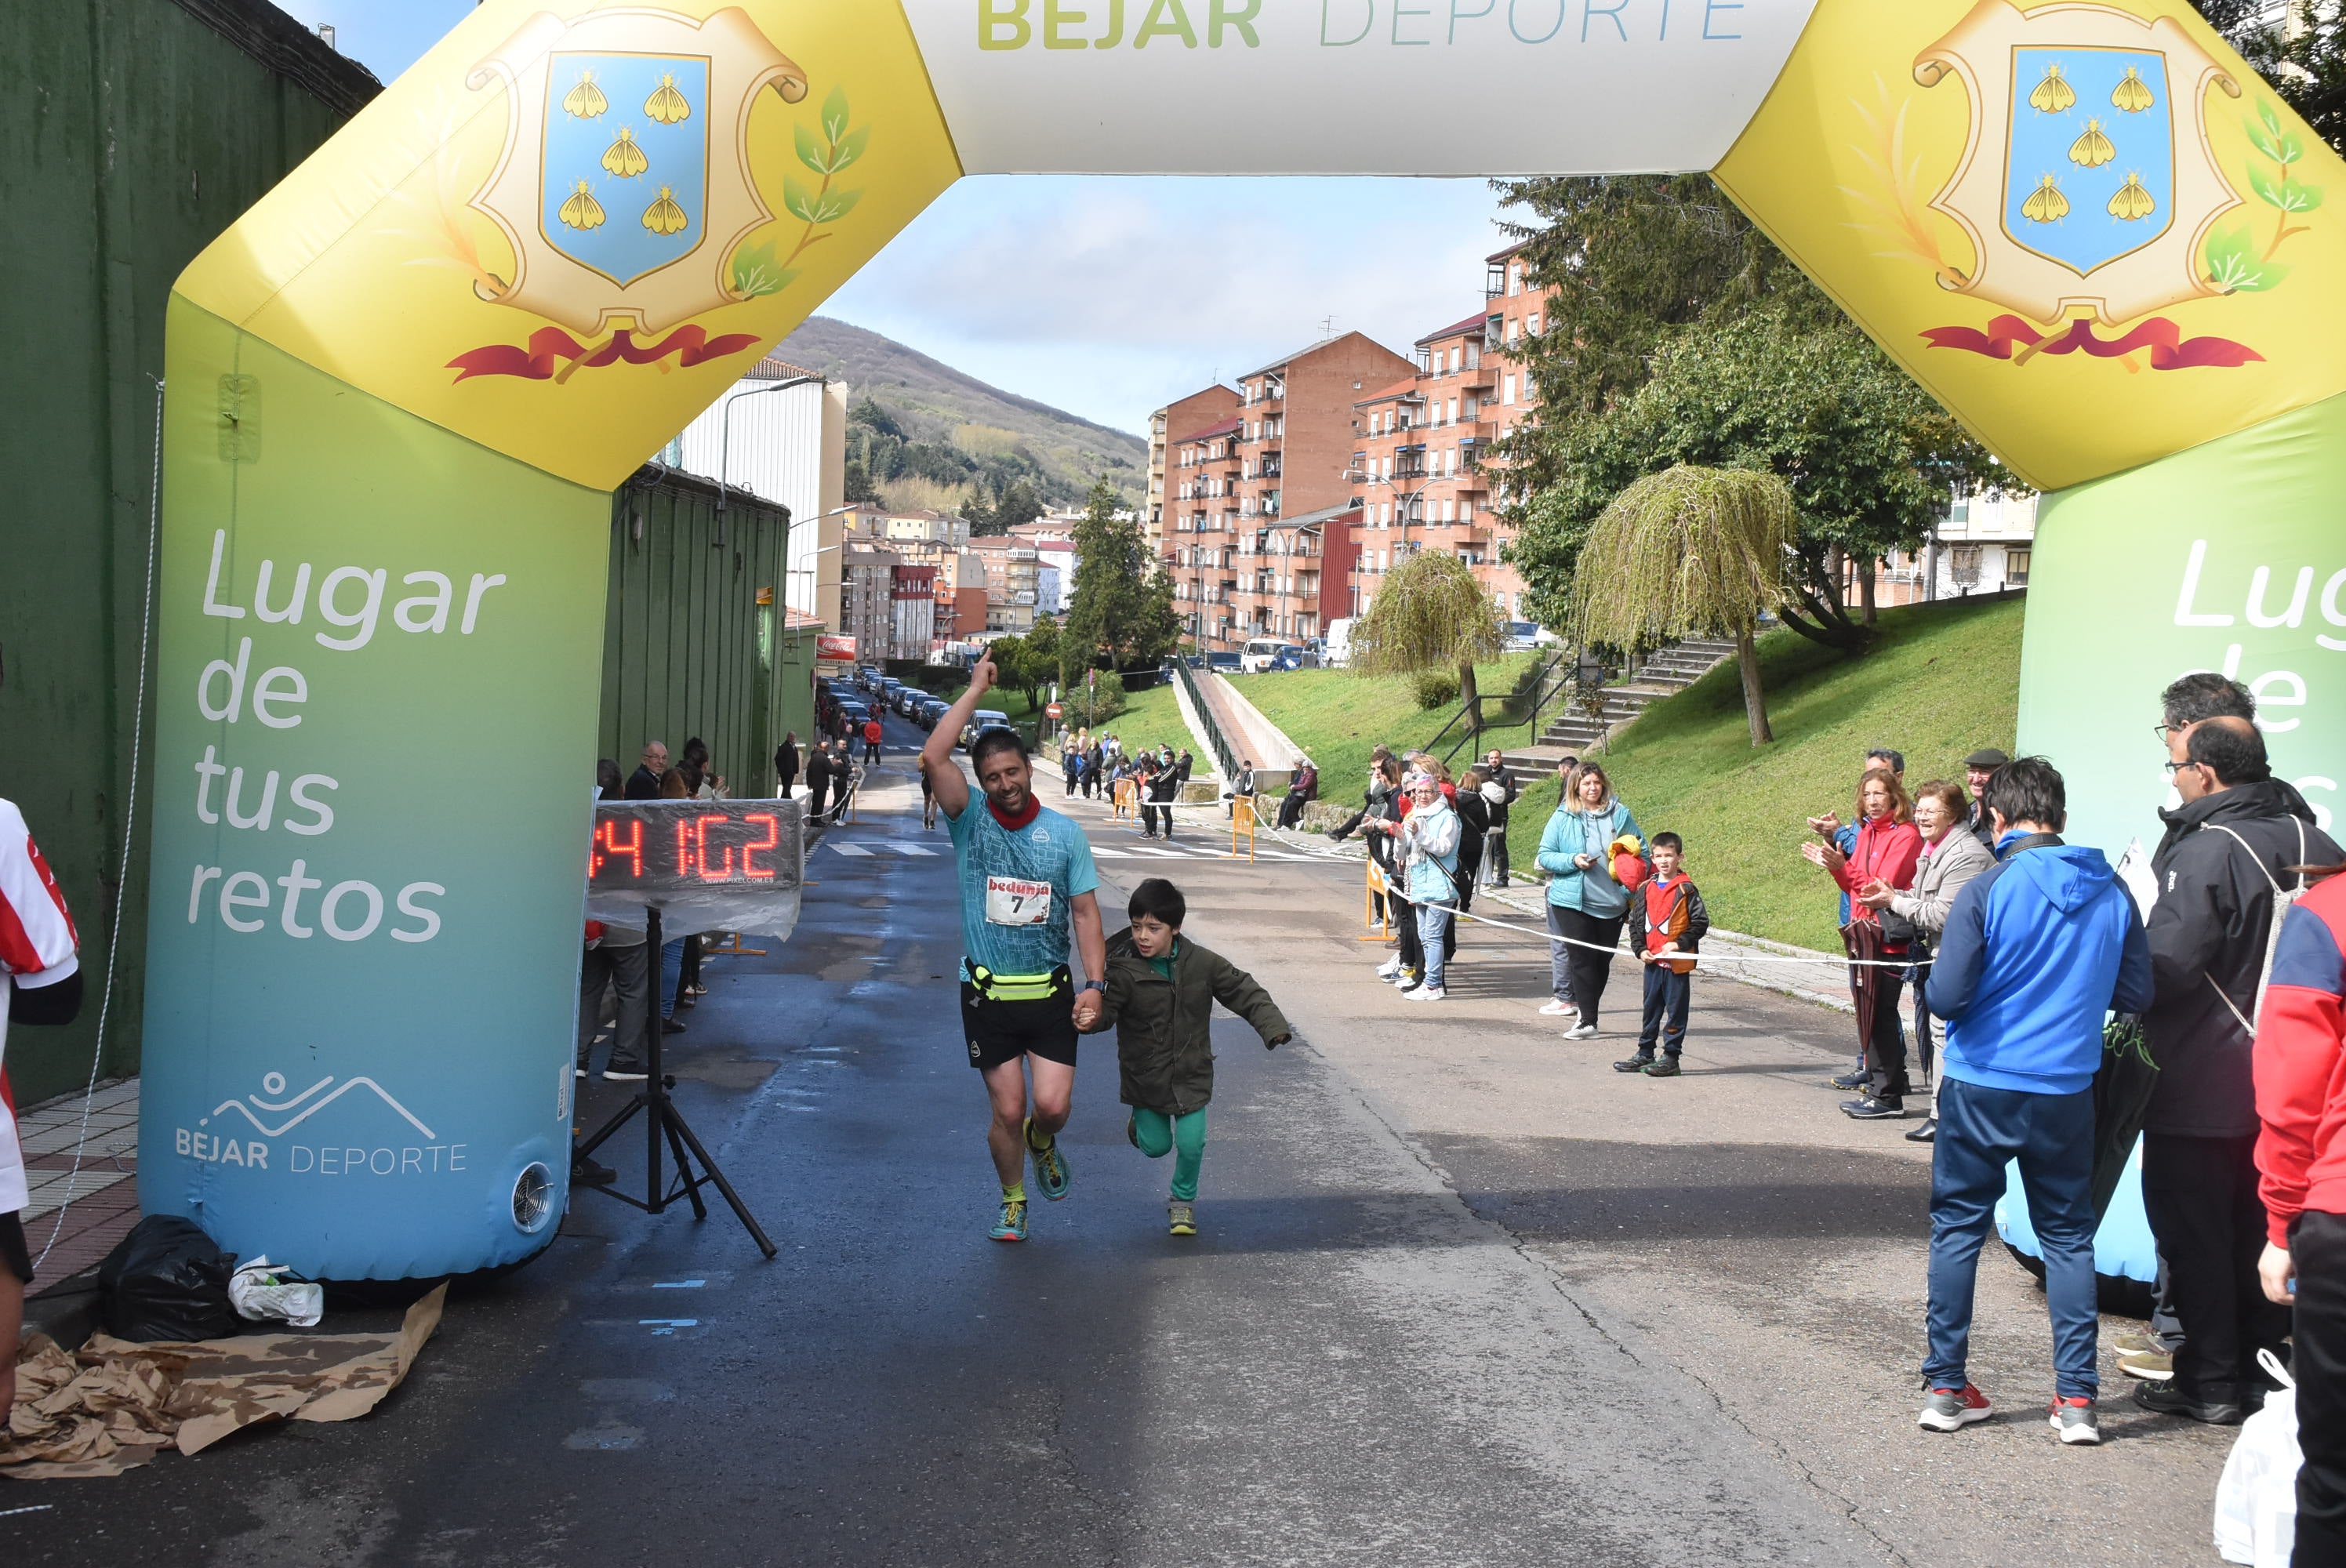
[1084,878,1291,1236]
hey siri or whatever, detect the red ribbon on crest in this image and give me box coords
[1919,314,2263,370]
[448,324,761,382]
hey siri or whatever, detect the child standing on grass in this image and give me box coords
[1615,832,1709,1078]
[1084,878,1291,1236]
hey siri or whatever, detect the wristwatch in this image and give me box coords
[1079,980,1106,994]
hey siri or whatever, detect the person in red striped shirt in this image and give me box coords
[2253,858,2346,1565]
[1,797,84,1415]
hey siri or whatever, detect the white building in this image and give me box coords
[669,356,848,629]
[1879,482,2037,606]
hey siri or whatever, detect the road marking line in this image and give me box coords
[894,844,939,856]
[827,842,873,857]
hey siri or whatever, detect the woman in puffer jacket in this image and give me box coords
[1536,761,1645,1040]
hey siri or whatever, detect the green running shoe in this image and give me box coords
[1026,1116,1072,1201]
[990,1197,1029,1242]
[1168,1202,1197,1237]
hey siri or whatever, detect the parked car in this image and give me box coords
[1502,620,1563,653]
[1204,651,1242,673]
[893,687,929,716]
[1269,645,1306,672]
[959,709,1012,750]
[917,699,950,730]
[1238,638,1302,674]
[1324,618,1356,669]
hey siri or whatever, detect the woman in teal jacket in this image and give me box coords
[1537,761,1645,1038]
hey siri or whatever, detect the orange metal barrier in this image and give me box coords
[1228,796,1256,863]
[1360,856,1394,941]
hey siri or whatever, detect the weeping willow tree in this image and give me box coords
[1350,549,1508,737]
[1573,466,1792,747]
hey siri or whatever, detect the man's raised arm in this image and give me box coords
[922,651,997,821]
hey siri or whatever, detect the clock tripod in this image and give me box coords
[575,904,777,1258]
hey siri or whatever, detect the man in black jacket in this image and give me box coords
[2138,717,2341,1424]
[625,740,669,800]
[1481,747,1520,887]
[1961,749,2007,849]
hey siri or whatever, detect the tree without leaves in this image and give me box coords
[1349,550,1508,739]
[1573,467,1794,746]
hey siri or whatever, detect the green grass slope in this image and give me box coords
[1226,654,1544,800]
[1506,596,2025,952]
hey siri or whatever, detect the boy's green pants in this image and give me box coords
[1131,1108,1208,1202]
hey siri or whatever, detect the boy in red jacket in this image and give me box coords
[1615,833,1708,1078]
[2253,867,2346,1565]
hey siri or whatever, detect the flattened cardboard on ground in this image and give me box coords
[2,1282,445,1479]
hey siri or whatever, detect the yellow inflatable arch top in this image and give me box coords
[146,0,2346,1276]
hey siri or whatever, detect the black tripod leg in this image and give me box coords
[664,1107,778,1258]
[662,1111,710,1219]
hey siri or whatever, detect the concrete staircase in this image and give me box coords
[1499,636,1738,770]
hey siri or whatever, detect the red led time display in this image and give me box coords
[587,803,791,891]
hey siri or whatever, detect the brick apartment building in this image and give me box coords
[1146,384,1240,555]
[889,561,939,656]
[1164,333,1412,652]
[1349,307,1525,622]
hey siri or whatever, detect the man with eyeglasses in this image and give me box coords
[2133,716,2339,1425]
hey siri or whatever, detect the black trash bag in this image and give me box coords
[96,1215,240,1341]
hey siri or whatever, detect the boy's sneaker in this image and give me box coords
[2112,1330,2166,1356]
[1025,1116,1072,1201]
[990,1198,1029,1242]
[1829,1069,1868,1091]
[604,1064,649,1082]
[1538,999,1576,1016]
[1841,1094,1905,1120]
[1918,1384,1992,1432]
[1375,956,1402,979]
[1394,971,1423,992]
[1168,1202,1197,1237]
[1561,1022,1599,1040]
[2119,1349,2174,1380]
[2048,1396,2102,1445]
[1643,1056,1682,1078]
[1613,1053,1655,1073]
[1405,984,1447,1001]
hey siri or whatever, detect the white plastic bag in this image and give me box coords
[2214,1349,2300,1566]
[228,1254,325,1329]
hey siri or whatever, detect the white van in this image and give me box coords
[1239,638,1302,674]
[1324,619,1356,670]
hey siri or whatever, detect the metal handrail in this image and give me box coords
[1170,656,1240,782]
[1428,649,1571,764]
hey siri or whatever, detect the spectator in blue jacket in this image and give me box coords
[1536,761,1645,1040]
[1914,757,2153,1448]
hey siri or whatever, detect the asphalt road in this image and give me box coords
[7,722,2239,1565]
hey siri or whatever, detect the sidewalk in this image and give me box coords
[17,1077,143,1293]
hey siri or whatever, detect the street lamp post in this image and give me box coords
[716,373,822,543]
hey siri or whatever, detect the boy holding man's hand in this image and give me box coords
[1083,878,1291,1236]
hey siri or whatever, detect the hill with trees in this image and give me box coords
[772,316,1147,526]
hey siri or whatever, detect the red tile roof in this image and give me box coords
[1174,416,1243,444]
[1416,310,1491,346]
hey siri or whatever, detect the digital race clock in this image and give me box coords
[584,799,807,937]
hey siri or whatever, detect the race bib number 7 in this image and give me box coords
[985,875,1052,927]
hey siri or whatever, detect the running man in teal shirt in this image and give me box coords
[923,649,1108,1243]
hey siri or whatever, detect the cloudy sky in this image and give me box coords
[275,1,1519,436]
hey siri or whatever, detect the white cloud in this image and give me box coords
[823,174,1513,431]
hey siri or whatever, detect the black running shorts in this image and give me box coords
[961,970,1080,1071]
[0,1211,32,1285]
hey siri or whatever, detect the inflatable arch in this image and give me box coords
[146,0,2346,1276]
